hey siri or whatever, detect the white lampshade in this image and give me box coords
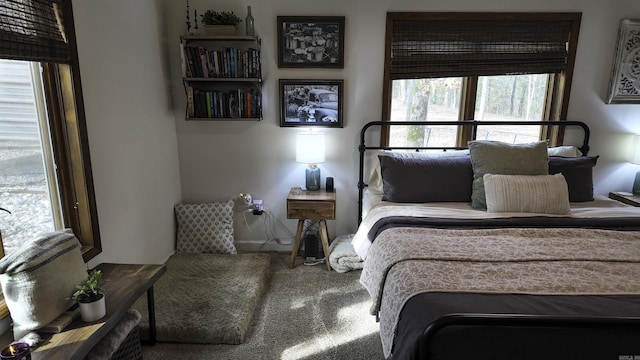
[296,132,325,164]
[631,134,640,165]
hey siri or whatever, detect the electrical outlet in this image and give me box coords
[252,199,264,215]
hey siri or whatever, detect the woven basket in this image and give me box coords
[109,328,142,360]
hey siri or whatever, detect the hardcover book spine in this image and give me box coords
[198,46,209,78]
[183,46,195,77]
[186,86,194,118]
[205,91,212,118]
[180,42,188,77]
[188,47,202,77]
[256,90,262,118]
[247,90,252,118]
[212,51,220,77]
[232,48,238,78]
[212,91,218,118]
[223,49,229,77]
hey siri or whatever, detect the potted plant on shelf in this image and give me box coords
[200,10,242,36]
[71,269,106,322]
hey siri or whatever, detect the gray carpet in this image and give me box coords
[133,252,271,344]
[141,253,384,360]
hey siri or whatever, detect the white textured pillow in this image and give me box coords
[483,173,570,214]
[175,201,237,254]
[548,145,581,157]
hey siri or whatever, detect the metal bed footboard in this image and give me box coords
[419,313,640,359]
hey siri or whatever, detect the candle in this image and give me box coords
[0,342,31,360]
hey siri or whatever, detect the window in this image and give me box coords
[382,12,581,147]
[0,60,59,254]
[0,0,101,317]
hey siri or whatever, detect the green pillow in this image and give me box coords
[469,140,549,209]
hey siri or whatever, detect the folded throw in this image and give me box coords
[329,234,363,273]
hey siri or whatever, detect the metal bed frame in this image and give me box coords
[356,120,640,359]
[357,120,591,225]
[419,313,640,359]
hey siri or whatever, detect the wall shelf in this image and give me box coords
[180,35,262,121]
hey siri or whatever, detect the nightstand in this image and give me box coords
[609,192,640,207]
[287,187,336,270]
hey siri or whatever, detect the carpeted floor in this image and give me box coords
[140,253,384,360]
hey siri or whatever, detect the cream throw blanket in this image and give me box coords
[359,226,640,358]
[328,234,363,273]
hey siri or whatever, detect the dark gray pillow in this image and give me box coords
[379,155,473,203]
[549,156,599,202]
[469,140,549,209]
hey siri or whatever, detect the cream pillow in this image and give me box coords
[483,173,570,214]
[548,145,581,157]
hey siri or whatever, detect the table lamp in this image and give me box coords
[296,132,325,191]
[631,134,640,195]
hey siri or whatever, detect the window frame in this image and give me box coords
[380,12,581,147]
[0,0,101,256]
[42,60,102,261]
[0,0,100,320]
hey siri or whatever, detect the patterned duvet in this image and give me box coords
[355,203,640,358]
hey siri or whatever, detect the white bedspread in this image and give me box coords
[361,226,640,357]
[352,196,640,260]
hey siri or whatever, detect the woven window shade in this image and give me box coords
[390,16,575,79]
[0,0,69,63]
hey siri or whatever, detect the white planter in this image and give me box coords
[79,294,106,322]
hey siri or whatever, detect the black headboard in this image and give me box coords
[357,120,591,225]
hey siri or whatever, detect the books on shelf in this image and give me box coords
[183,46,260,79]
[187,86,261,119]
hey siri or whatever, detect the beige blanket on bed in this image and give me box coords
[359,227,640,358]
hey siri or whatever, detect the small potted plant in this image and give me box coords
[200,10,242,35]
[71,269,106,322]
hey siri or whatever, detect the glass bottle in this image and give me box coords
[245,6,255,36]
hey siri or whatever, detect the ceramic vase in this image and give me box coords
[245,6,255,36]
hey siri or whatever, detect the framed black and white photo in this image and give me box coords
[606,19,640,104]
[280,79,344,127]
[277,16,345,68]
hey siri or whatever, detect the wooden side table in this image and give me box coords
[0,263,166,360]
[287,187,336,270]
[609,192,640,207]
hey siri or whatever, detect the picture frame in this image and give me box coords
[279,79,344,127]
[606,19,640,104]
[277,16,345,68]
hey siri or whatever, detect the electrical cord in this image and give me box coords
[236,200,295,248]
[303,258,326,266]
[262,204,294,245]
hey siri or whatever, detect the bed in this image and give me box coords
[352,120,640,360]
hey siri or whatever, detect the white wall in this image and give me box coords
[72,0,182,266]
[71,0,640,262]
[169,0,640,249]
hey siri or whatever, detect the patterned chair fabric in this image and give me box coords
[174,201,237,254]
